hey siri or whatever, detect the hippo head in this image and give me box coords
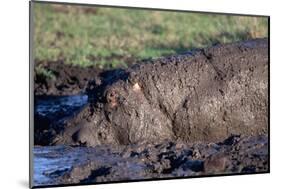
[69,70,174,146]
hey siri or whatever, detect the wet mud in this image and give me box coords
[33,135,268,186]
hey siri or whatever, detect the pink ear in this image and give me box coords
[133,83,141,92]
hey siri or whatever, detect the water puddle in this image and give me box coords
[33,146,88,186]
[33,95,90,186]
[35,95,88,119]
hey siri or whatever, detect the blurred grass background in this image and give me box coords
[33,3,268,70]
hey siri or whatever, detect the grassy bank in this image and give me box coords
[34,3,268,69]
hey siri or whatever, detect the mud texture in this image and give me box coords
[34,135,268,186]
[51,38,268,147]
[34,61,102,96]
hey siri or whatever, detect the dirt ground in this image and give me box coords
[34,135,268,186]
[34,61,103,96]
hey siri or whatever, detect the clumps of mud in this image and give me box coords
[34,61,102,96]
[53,38,268,147]
[35,135,268,186]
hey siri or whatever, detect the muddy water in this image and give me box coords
[34,95,89,186]
[33,145,114,186]
[35,95,88,118]
[33,135,268,187]
[34,95,90,145]
[33,145,139,186]
[33,146,72,186]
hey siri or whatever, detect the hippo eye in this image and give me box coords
[107,91,116,100]
[118,96,125,103]
[106,90,118,107]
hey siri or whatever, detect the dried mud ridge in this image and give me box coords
[40,38,268,147]
[35,135,268,186]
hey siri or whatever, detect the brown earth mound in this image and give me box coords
[34,61,102,96]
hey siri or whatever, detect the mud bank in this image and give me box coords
[34,61,102,96]
[33,135,268,186]
[50,38,268,146]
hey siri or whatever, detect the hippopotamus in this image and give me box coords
[54,38,268,146]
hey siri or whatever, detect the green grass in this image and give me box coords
[33,3,268,69]
[35,64,56,80]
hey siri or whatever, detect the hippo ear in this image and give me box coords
[106,90,118,108]
[132,82,141,92]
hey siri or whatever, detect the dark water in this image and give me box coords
[33,146,71,186]
[35,95,88,118]
[33,144,146,187]
[33,146,99,186]
[33,95,89,186]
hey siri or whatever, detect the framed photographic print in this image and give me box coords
[29,1,269,188]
